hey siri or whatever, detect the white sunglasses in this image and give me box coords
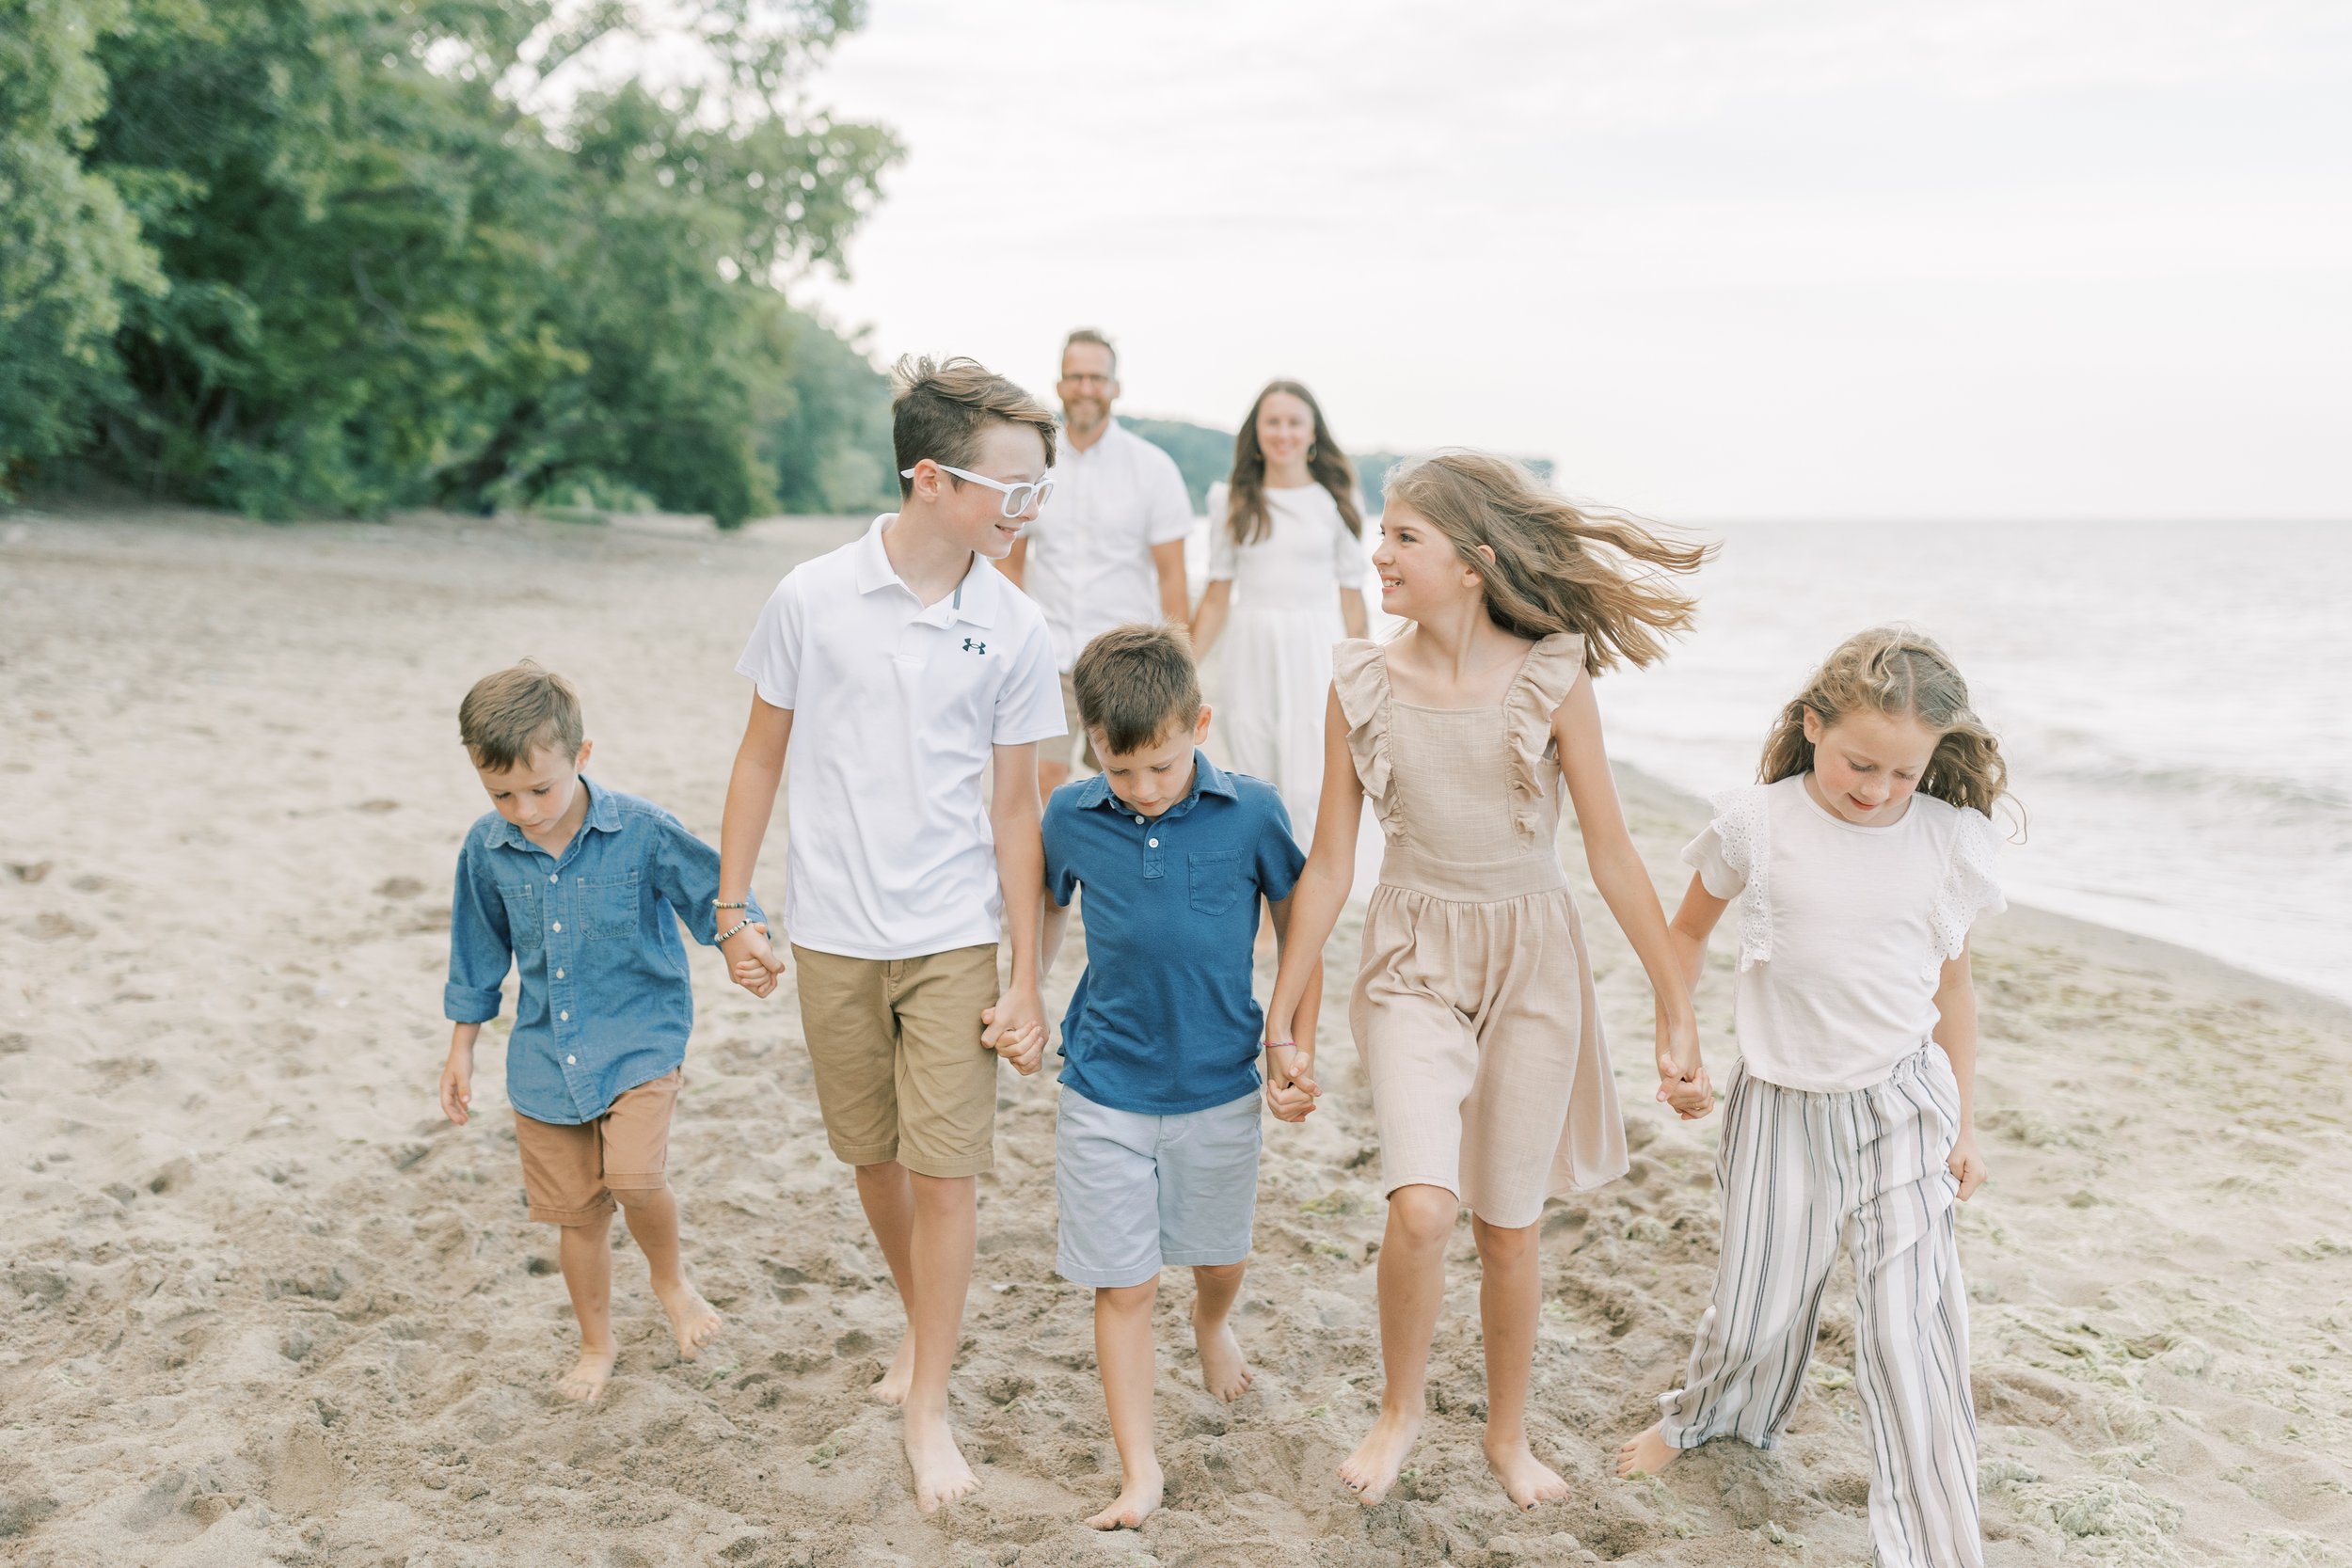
[901,462,1056,519]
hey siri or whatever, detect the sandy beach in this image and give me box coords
[3,502,2348,1568]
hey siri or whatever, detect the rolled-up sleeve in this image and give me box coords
[647,810,763,944]
[444,845,512,1022]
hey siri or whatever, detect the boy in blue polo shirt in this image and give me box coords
[1037,623,1325,1532]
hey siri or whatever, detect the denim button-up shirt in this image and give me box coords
[443,778,760,1124]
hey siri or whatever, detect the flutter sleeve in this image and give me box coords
[1930,806,2008,962]
[1502,632,1586,842]
[1685,785,1774,971]
[1330,638,1395,837]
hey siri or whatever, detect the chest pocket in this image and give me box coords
[498,881,544,954]
[1186,849,1246,916]
[580,869,641,940]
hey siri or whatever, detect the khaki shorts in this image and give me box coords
[1057,670,1101,771]
[793,943,1001,1178]
[512,1069,681,1225]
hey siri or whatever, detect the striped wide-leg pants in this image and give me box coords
[1655,1041,1980,1568]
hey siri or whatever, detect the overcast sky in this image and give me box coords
[787,0,2350,521]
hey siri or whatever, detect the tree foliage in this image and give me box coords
[0,0,165,480]
[5,0,899,522]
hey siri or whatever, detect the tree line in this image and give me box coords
[1,0,903,525]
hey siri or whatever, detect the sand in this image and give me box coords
[3,501,2348,1568]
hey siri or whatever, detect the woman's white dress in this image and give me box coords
[1206,481,1368,857]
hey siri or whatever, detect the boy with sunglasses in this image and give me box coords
[717,356,1067,1513]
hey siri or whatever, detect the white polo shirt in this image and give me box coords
[736,516,1066,960]
[1023,419,1195,670]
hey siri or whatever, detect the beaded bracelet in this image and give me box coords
[713,899,750,911]
[716,917,755,944]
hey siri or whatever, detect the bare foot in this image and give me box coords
[1338,1408,1422,1504]
[904,1402,981,1514]
[871,1336,914,1405]
[557,1345,616,1402]
[1084,1465,1164,1530]
[1486,1434,1570,1510]
[653,1278,723,1361]
[1615,1422,1682,1480]
[1194,1317,1253,1403]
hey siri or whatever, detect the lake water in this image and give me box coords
[1195,515,2352,1002]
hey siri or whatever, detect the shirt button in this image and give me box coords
[1148,837,1159,847]
[565,1053,576,1065]
[1133,815,1145,825]
[555,968,565,979]
[560,1010,569,1021]
[551,921,562,932]
[549,874,559,884]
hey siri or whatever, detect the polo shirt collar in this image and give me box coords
[854,514,1000,628]
[1075,749,1236,817]
[483,774,619,853]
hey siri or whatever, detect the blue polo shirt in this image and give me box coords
[1043,752,1305,1116]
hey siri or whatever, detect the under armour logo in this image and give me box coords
[962,638,987,655]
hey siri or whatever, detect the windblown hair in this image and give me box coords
[1072,623,1201,756]
[459,659,583,771]
[1221,379,1361,547]
[1380,451,1710,674]
[892,356,1057,497]
[1760,626,2011,817]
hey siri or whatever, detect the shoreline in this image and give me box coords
[6,499,2349,1566]
[1607,762,2352,1035]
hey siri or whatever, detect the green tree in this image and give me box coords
[0,0,162,485]
[81,0,897,523]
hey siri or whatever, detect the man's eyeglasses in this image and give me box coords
[902,463,1056,519]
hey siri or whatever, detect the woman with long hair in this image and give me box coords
[1188,380,1370,850]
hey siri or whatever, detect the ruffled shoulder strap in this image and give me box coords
[1330,638,1397,834]
[1704,784,1776,972]
[1503,633,1586,839]
[1929,804,2007,964]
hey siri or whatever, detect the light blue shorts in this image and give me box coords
[1055,1084,1263,1289]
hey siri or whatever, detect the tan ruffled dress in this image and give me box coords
[1334,631,1628,1227]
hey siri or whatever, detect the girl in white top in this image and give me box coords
[1618,626,2011,1568]
[1187,380,1369,850]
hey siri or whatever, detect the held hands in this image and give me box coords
[1653,1009,1713,1121]
[1947,1127,1988,1200]
[981,983,1048,1076]
[1264,1039,1320,1123]
[722,922,786,997]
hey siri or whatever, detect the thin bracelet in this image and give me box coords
[716,917,755,943]
[1265,1039,1297,1050]
[713,898,749,911]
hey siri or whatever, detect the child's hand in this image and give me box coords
[978,1006,1048,1076]
[1652,1011,1709,1119]
[722,922,785,998]
[1264,1042,1320,1122]
[1947,1128,1988,1200]
[439,1050,473,1126]
[1657,1065,1713,1120]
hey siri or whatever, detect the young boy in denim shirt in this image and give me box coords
[437,660,771,1402]
[1038,624,1326,1531]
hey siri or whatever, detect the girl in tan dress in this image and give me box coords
[1263,451,1714,1510]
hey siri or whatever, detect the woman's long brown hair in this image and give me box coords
[1220,379,1361,547]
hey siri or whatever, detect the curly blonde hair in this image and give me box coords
[1761,626,2011,818]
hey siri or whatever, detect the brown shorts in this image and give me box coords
[1057,670,1101,771]
[792,943,1001,1178]
[512,1069,681,1225]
